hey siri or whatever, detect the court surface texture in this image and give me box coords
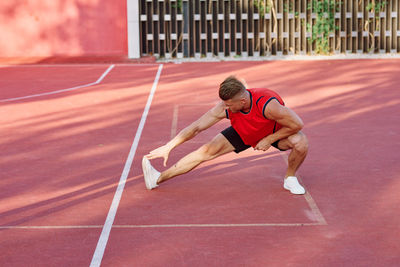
[0,59,399,266]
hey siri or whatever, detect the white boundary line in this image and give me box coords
[0,223,324,229]
[89,64,163,267]
[112,223,325,227]
[278,151,328,225]
[170,105,179,139]
[0,225,103,229]
[0,63,159,68]
[0,65,115,103]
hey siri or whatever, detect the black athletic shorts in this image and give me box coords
[221,126,284,153]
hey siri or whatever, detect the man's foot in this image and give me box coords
[283,176,305,195]
[142,156,161,190]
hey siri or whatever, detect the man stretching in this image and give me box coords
[142,76,308,194]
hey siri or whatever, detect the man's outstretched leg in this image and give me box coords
[143,133,235,189]
[277,131,309,195]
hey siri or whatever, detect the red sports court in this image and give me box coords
[1,59,399,266]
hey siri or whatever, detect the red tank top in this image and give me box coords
[226,88,284,147]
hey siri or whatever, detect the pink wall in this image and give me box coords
[0,0,128,58]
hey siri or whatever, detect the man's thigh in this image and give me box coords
[201,133,236,159]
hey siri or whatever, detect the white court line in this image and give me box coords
[0,64,115,103]
[89,64,163,267]
[112,223,325,228]
[0,63,159,68]
[278,151,328,225]
[170,102,220,139]
[170,105,179,139]
[0,225,103,229]
[0,222,324,230]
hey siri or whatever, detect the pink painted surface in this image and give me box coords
[0,0,127,58]
[0,60,399,266]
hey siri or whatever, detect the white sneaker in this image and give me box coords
[283,176,305,195]
[142,156,160,190]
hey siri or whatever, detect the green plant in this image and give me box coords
[254,0,272,18]
[171,0,182,13]
[366,1,387,17]
[284,2,294,13]
[307,0,339,55]
[366,1,386,31]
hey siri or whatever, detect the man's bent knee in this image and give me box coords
[290,132,308,153]
[197,134,234,161]
[285,132,308,152]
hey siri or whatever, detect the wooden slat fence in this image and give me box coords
[139,0,400,58]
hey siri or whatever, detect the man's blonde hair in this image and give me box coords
[219,76,246,100]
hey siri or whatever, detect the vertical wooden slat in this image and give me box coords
[397,0,400,52]
[283,0,288,55]
[181,0,188,57]
[230,0,236,56]
[212,0,217,56]
[194,1,200,58]
[382,0,387,53]
[241,0,247,56]
[172,0,178,57]
[307,0,313,54]
[257,0,262,56]
[164,0,170,58]
[339,0,344,53]
[264,0,271,56]
[390,0,394,52]
[276,0,282,55]
[248,0,254,56]
[205,0,211,57]
[300,0,306,55]
[356,0,360,53]
[153,0,160,57]
[253,0,259,56]
[223,0,230,56]
[359,0,366,53]
[385,0,391,53]
[372,0,379,53]
[270,0,276,55]
[217,0,224,57]
[351,0,356,53]
[394,0,399,52]
[186,0,193,57]
[159,0,164,57]
[334,0,340,54]
[288,0,294,55]
[235,0,241,55]
[146,0,152,55]
[379,0,384,53]
[345,0,351,53]
[191,0,195,57]
[294,0,299,54]
[199,0,205,56]
[254,0,260,56]
[139,0,146,55]
[366,0,372,53]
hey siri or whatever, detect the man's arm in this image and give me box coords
[255,99,303,151]
[146,102,226,165]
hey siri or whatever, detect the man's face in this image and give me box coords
[223,97,244,113]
